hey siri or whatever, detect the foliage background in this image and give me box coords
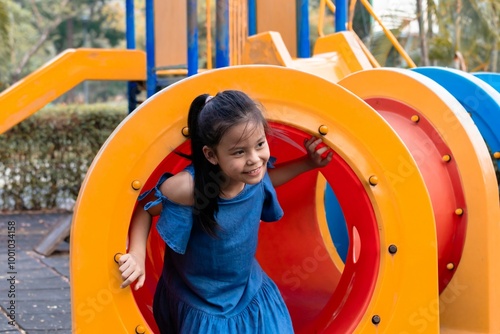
[0,104,126,211]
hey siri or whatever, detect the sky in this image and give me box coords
[372,0,416,17]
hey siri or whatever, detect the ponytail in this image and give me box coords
[185,94,221,237]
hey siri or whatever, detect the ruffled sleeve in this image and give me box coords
[139,173,193,254]
[260,169,284,222]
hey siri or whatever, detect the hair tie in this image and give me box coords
[205,95,214,103]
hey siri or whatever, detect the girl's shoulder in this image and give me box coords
[159,170,194,206]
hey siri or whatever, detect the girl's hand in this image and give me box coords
[118,252,146,290]
[304,137,334,168]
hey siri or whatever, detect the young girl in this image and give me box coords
[119,90,332,333]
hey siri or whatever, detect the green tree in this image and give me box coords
[358,0,499,71]
[0,0,135,103]
[368,23,412,67]
[0,1,39,90]
[416,0,430,65]
[352,0,373,41]
[461,0,499,71]
[0,0,9,89]
[429,0,499,71]
[8,0,74,82]
[0,0,129,89]
[52,1,126,52]
[0,0,8,51]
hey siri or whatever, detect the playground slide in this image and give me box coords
[71,66,441,333]
[0,48,146,134]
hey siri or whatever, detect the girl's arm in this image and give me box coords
[119,193,161,290]
[269,137,333,187]
[118,172,191,290]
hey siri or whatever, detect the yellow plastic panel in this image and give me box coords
[256,0,297,58]
[242,31,294,67]
[154,1,187,67]
[243,31,370,83]
[313,31,373,73]
[0,48,146,134]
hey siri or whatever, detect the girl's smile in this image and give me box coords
[244,165,263,176]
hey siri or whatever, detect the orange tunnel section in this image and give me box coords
[339,68,500,333]
[131,124,380,334]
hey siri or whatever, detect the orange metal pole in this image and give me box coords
[318,0,326,37]
[206,0,213,69]
[348,0,357,31]
[325,0,336,13]
[358,0,417,68]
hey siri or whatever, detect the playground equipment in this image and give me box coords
[0,49,146,134]
[412,67,500,172]
[71,65,441,333]
[2,0,500,333]
[338,68,500,332]
[70,64,500,333]
[71,32,500,334]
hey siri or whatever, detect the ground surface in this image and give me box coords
[0,212,71,333]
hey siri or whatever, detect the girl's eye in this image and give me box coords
[233,150,244,156]
[257,141,266,148]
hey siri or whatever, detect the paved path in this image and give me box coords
[0,212,71,333]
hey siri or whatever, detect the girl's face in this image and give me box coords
[203,121,270,195]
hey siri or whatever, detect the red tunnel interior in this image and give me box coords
[129,123,380,333]
[366,98,467,293]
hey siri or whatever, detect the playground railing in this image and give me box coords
[319,0,417,68]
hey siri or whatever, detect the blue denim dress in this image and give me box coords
[141,165,294,334]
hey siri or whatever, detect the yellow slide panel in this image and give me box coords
[243,31,371,83]
[71,66,438,333]
[0,48,146,134]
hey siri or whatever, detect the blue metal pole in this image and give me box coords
[187,0,199,76]
[335,0,348,32]
[145,0,156,97]
[125,0,136,58]
[248,0,257,36]
[126,0,137,113]
[216,0,230,67]
[296,0,310,58]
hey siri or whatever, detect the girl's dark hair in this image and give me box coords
[185,90,269,236]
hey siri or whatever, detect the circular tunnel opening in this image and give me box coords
[129,123,380,333]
